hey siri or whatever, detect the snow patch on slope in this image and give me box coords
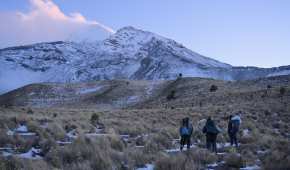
[267,70,290,77]
[78,86,104,94]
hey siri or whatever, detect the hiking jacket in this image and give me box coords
[203,120,220,134]
[179,123,193,136]
[231,115,242,124]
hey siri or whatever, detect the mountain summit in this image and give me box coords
[0,26,290,93]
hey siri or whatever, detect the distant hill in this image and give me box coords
[1,75,289,112]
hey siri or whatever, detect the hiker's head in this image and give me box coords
[207,116,212,121]
[229,115,233,120]
[182,117,189,126]
[206,116,215,126]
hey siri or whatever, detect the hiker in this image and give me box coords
[179,117,193,151]
[202,117,221,153]
[228,112,242,147]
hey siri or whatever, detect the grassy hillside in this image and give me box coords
[0,76,289,169]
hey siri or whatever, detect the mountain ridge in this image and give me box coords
[0,26,290,94]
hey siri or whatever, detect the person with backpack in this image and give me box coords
[202,117,221,153]
[179,117,193,151]
[228,113,242,147]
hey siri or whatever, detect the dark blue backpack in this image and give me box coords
[181,126,189,135]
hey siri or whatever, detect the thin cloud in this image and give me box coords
[0,0,115,48]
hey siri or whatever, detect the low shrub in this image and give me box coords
[46,123,66,140]
[144,133,173,153]
[279,87,286,96]
[263,151,290,170]
[210,85,218,92]
[0,129,14,147]
[155,153,196,170]
[166,90,176,100]
[0,156,24,170]
[108,134,125,151]
[57,137,115,170]
[225,153,244,168]
[90,113,100,125]
[241,149,257,166]
[45,146,62,168]
[126,149,150,168]
[27,108,34,115]
[189,148,217,165]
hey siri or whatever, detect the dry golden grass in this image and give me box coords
[0,76,289,169]
[155,148,217,170]
[224,153,244,168]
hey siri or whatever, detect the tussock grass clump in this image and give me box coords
[0,156,24,170]
[0,129,14,147]
[62,138,112,169]
[44,137,125,170]
[155,149,216,170]
[166,127,179,139]
[256,134,275,150]
[225,153,244,168]
[46,122,66,140]
[144,132,173,153]
[190,148,217,165]
[0,117,16,129]
[0,156,51,170]
[125,149,151,168]
[240,149,257,166]
[44,146,62,168]
[107,134,125,151]
[262,150,290,170]
[90,112,100,125]
[261,139,290,170]
[155,153,197,170]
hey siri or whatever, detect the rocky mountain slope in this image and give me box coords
[1,26,290,94]
[1,75,289,112]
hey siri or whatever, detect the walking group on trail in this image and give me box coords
[179,112,242,153]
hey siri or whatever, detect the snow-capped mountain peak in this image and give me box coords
[0,26,290,94]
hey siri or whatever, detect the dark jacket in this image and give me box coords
[203,119,220,134]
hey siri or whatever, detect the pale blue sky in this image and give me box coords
[1,0,290,67]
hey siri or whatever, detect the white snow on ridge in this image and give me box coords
[1,26,289,94]
[267,70,290,77]
[78,86,103,94]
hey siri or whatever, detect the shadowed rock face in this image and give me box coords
[0,26,290,93]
